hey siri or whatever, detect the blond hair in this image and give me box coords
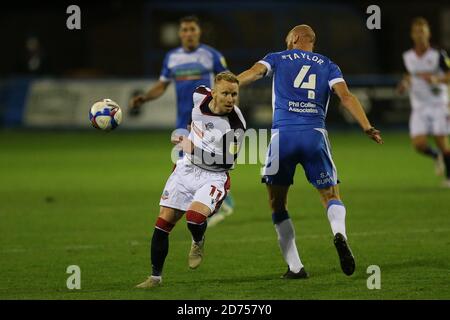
[215,71,239,85]
[411,17,429,28]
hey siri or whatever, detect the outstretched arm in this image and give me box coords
[129,80,170,110]
[237,63,268,86]
[333,81,383,144]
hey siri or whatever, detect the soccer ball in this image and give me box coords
[89,99,122,131]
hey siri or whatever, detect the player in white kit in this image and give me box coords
[136,72,246,288]
[398,17,450,187]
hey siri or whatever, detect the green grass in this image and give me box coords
[0,130,449,299]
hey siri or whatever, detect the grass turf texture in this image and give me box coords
[0,130,449,299]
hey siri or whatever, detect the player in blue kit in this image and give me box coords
[129,15,227,130]
[129,16,235,225]
[238,25,383,278]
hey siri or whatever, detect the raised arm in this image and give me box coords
[237,62,268,86]
[333,81,383,144]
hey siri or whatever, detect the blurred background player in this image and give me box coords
[136,72,246,288]
[128,15,236,225]
[17,34,49,76]
[397,17,450,187]
[238,25,383,279]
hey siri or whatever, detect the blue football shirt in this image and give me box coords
[159,44,228,129]
[259,49,344,130]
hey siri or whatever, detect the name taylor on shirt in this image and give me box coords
[281,52,325,65]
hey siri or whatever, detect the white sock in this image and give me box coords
[327,201,347,239]
[274,219,303,273]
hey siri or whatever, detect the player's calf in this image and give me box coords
[326,199,347,239]
[272,210,304,275]
[186,210,208,269]
[415,145,439,159]
[319,187,355,275]
[412,136,439,159]
[326,200,355,276]
[442,151,450,184]
[136,216,175,288]
[151,217,175,277]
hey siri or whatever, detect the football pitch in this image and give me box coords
[0,130,449,300]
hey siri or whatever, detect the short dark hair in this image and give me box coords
[179,15,200,26]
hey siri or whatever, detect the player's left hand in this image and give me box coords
[365,127,383,144]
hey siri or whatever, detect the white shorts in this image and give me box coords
[159,158,230,214]
[409,106,450,137]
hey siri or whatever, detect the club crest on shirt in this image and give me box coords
[205,122,214,130]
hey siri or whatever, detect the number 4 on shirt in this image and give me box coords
[293,65,316,99]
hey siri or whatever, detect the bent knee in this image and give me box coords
[411,138,428,152]
[159,206,183,225]
[413,144,428,153]
[318,186,340,207]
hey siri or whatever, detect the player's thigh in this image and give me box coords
[159,162,194,212]
[411,135,429,150]
[266,184,290,212]
[430,108,450,142]
[192,173,229,216]
[317,184,341,208]
[262,130,299,186]
[159,206,185,225]
[300,129,338,189]
[409,111,429,140]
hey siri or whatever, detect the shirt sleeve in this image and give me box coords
[328,61,345,89]
[159,52,172,82]
[439,49,450,72]
[258,52,277,77]
[212,49,228,73]
[402,51,414,74]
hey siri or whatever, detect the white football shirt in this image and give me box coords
[185,86,246,172]
[402,48,449,110]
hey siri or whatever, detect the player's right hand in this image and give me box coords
[365,127,383,144]
[171,135,183,145]
[396,80,408,95]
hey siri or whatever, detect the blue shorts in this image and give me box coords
[176,110,192,130]
[262,128,339,189]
